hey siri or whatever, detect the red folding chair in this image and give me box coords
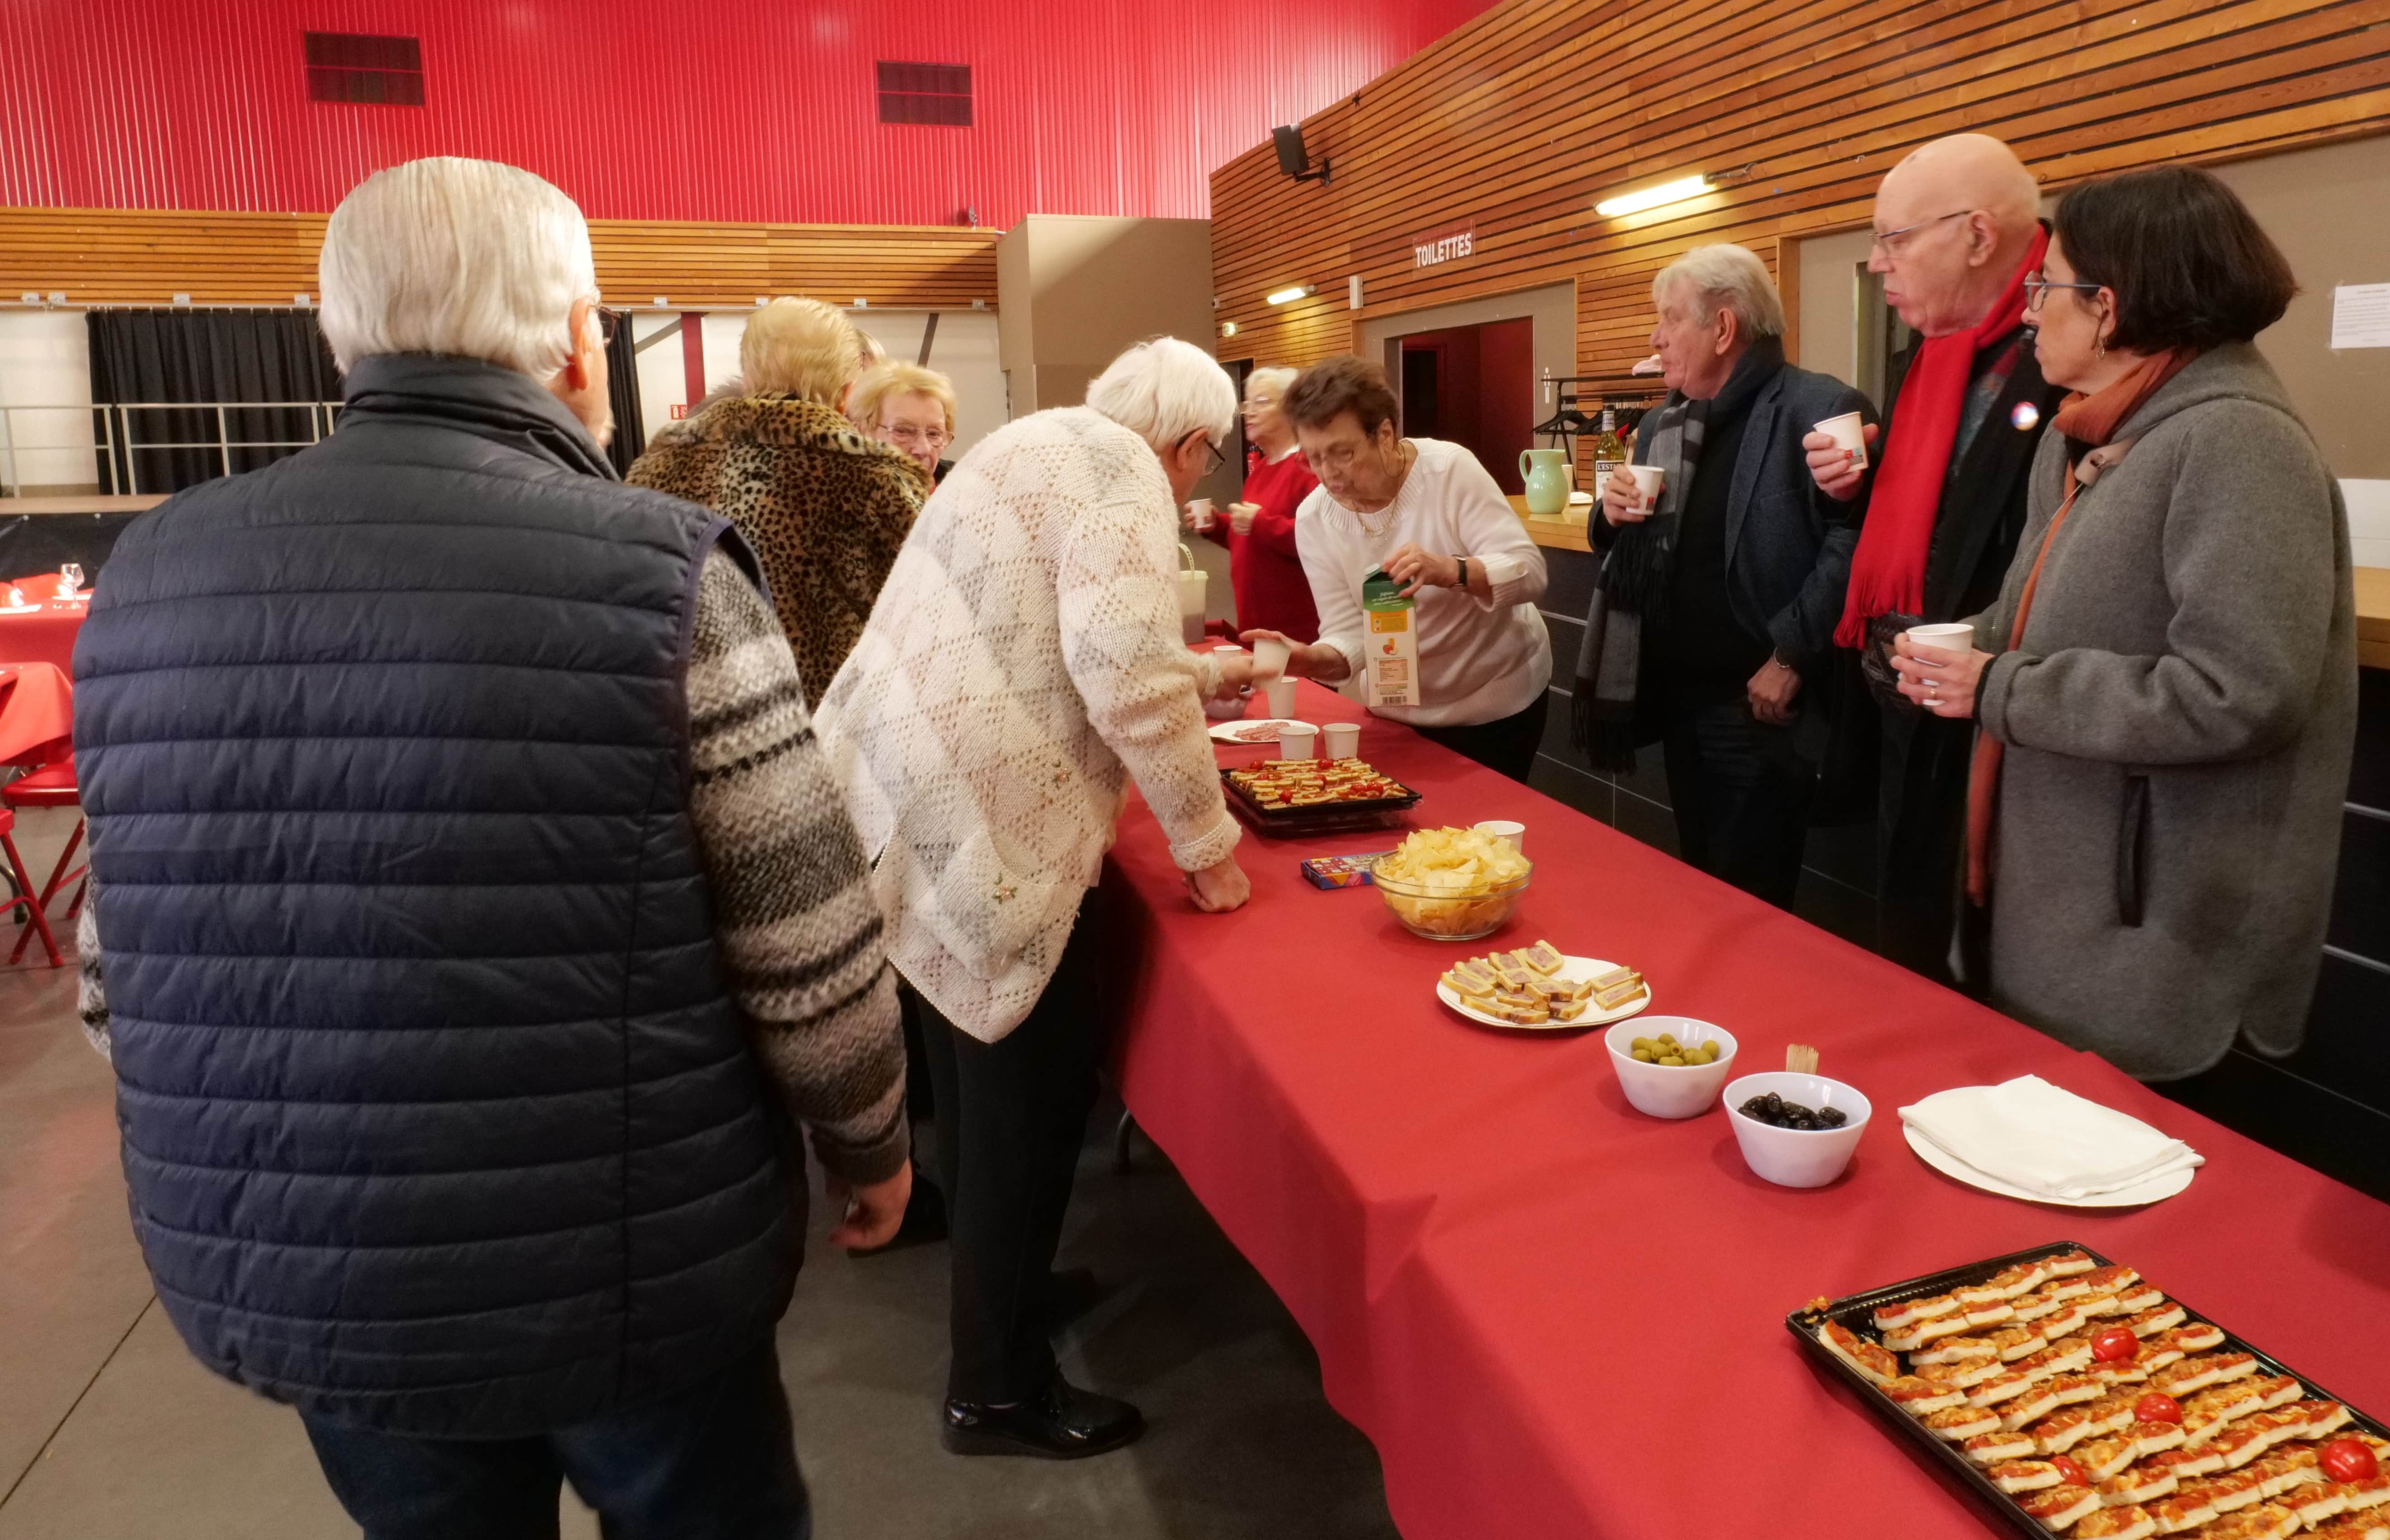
[4,756,82,966]
[0,806,63,967]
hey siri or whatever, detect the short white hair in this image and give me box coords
[1653,244,1786,341]
[319,157,596,377]
[1086,337,1236,452]
[1245,365,1299,399]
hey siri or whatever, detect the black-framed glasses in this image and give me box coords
[594,305,621,346]
[2022,274,2102,312]
[1869,209,1975,258]
[1205,436,1227,473]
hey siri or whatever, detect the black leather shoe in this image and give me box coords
[942,1373,1144,1459]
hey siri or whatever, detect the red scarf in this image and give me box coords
[1833,228,2049,648]
[1963,346,2196,906]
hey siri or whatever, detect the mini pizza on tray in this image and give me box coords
[1806,1248,2388,1537]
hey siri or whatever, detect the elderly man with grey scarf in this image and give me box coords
[1575,244,1874,908]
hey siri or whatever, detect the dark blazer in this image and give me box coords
[1879,329,2065,625]
[1712,360,1873,671]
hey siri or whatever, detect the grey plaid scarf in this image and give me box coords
[1570,336,1783,769]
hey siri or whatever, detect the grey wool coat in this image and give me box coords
[1971,343,2357,1082]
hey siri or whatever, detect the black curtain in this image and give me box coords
[604,317,647,477]
[86,310,341,494]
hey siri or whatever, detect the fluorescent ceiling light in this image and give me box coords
[1264,284,1314,305]
[1595,174,1711,219]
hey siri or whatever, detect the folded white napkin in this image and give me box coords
[1900,1075,2203,1201]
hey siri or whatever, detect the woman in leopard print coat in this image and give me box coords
[629,299,928,697]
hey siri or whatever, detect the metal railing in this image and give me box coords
[0,401,342,496]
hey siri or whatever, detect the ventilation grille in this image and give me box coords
[877,62,970,126]
[305,33,424,105]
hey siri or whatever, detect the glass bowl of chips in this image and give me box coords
[1370,826,1533,941]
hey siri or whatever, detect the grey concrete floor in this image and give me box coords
[0,805,1398,1540]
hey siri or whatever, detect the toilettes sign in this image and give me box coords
[1413,222,1475,268]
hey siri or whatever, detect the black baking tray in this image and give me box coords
[1786,1241,2390,1538]
[1218,764,1422,839]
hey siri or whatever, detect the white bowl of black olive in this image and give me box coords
[1721,1072,1871,1187]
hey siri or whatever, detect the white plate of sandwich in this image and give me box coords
[1435,946,1651,1033]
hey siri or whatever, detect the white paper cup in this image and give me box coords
[1905,622,1976,659]
[1277,726,1318,760]
[1473,819,1526,855]
[1263,677,1299,718]
[1251,635,1291,683]
[1321,722,1361,759]
[1625,464,1666,514]
[1816,411,1869,471]
[1186,497,1214,530]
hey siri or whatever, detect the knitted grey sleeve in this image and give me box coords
[685,548,910,1186]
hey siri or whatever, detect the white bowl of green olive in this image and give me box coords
[1604,1017,1738,1119]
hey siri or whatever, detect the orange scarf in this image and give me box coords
[1963,347,2196,907]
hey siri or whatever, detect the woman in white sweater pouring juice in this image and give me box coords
[1242,355,1553,781]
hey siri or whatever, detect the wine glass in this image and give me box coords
[59,563,83,598]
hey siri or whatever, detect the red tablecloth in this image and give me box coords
[1107,675,2390,1539]
[0,599,87,676]
[0,663,73,767]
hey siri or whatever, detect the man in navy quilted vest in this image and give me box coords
[70,157,909,1540]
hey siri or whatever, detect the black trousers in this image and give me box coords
[299,1338,808,1540]
[1878,705,1978,987]
[1660,698,1815,911]
[917,893,1104,1404]
[1412,691,1550,784]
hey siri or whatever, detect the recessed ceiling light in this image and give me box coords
[1595,174,1711,219]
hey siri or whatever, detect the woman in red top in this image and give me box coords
[1190,366,1321,642]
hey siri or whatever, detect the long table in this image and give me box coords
[1105,674,2390,1538]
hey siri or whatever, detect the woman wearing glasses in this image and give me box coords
[1188,366,1322,642]
[852,361,960,486]
[1889,164,2356,1085]
[1243,355,1551,782]
[628,297,927,696]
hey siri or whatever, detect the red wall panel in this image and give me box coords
[0,0,1497,225]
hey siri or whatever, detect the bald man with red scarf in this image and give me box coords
[1804,134,2067,988]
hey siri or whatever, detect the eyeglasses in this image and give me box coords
[2022,273,2102,311]
[593,305,620,346]
[1205,436,1227,473]
[882,424,951,450]
[1869,209,1976,258]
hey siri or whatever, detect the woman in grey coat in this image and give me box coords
[1889,165,2357,1082]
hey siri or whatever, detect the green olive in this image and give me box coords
[1659,1054,1686,1067]
[1630,1037,1654,1052]
[1701,1040,1722,1058]
[1631,1048,1654,1063]
[1656,1033,1678,1047]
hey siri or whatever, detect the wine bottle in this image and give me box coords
[1590,407,1626,495]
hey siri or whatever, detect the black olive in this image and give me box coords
[1818,1107,1848,1127]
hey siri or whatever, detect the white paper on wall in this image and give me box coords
[2329,283,2390,349]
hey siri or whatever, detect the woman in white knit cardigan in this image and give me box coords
[815,338,1253,1459]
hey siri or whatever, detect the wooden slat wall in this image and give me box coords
[1212,0,2390,379]
[0,208,1001,309]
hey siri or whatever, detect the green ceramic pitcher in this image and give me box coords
[1519,446,1571,516]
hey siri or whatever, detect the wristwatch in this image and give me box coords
[1770,647,1799,671]
[1454,556,1469,589]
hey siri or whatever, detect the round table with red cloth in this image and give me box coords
[0,596,89,677]
[0,662,74,767]
[1102,673,2390,1539]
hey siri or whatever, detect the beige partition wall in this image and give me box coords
[995,215,1215,418]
